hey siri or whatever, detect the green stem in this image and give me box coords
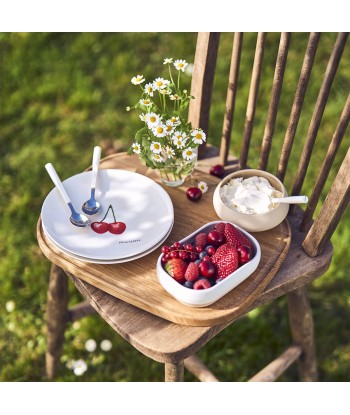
[101,205,112,221]
[109,205,116,222]
[168,64,175,86]
[177,70,180,90]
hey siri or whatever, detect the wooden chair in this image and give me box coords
[38,32,350,382]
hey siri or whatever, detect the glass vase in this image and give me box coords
[156,155,197,187]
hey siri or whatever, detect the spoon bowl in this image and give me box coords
[82,146,101,215]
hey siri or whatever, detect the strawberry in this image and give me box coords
[224,223,252,249]
[164,258,187,283]
[184,262,199,282]
[211,243,239,279]
[195,232,208,248]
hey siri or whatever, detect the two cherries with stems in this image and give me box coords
[91,204,126,235]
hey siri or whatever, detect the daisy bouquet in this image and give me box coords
[127,58,206,186]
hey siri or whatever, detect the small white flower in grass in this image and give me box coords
[153,77,170,90]
[132,142,141,154]
[191,129,206,145]
[150,141,162,154]
[100,339,113,352]
[170,94,181,101]
[145,112,161,128]
[159,88,171,95]
[152,154,164,163]
[139,113,147,122]
[174,59,188,72]
[152,123,167,138]
[182,148,196,161]
[72,359,88,376]
[139,98,152,106]
[144,83,155,97]
[165,146,175,159]
[198,181,208,193]
[169,116,181,126]
[163,58,173,64]
[131,74,145,85]
[85,339,97,352]
[5,300,15,313]
[72,321,80,330]
[126,106,131,112]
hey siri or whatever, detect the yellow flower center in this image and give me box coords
[144,100,150,105]
[150,116,156,123]
[156,127,163,134]
[166,126,172,132]
[178,63,184,68]
[195,133,202,139]
[171,117,177,122]
[156,81,163,87]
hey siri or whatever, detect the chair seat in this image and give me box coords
[39,152,333,364]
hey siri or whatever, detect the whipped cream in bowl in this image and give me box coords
[213,169,289,232]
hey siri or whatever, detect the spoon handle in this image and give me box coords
[91,146,101,189]
[45,163,71,205]
[272,195,308,204]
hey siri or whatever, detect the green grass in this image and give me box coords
[0,32,349,382]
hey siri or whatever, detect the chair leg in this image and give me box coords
[164,361,184,382]
[287,286,318,381]
[46,264,69,380]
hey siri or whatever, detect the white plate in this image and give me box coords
[41,169,174,260]
[42,220,173,264]
[157,221,261,307]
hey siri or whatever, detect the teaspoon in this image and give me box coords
[82,146,101,215]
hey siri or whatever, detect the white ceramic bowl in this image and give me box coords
[156,221,261,307]
[213,169,289,232]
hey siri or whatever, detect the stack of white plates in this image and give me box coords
[41,169,174,264]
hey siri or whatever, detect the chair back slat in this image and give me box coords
[188,32,220,158]
[219,32,243,166]
[291,32,348,197]
[239,32,267,168]
[258,33,291,171]
[302,148,350,257]
[301,93,350,232]
[276,32,321,182]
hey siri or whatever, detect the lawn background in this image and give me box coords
[0,32,349,382]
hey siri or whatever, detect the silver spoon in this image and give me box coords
[271,195,308,204]
[45,163,90,228]
[82,146,101,215]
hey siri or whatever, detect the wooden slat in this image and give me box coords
[239,32,266,168]
[301,93,350,232]
[291,32,348,197]
[219,32,243,166]
[68,301,95,322]
[184,354,219,382]
[188,32,220,159]
[165,361,184,382]
[248,345,301,382]
[302,148,350,257]
[276,33,320,181]
[259,33,291,171]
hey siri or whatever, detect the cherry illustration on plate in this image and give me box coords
[91,204,126,235]
[91,222,109,234]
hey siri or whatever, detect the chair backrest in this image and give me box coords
[188,32,350,257]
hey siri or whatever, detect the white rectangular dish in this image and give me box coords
[156,221,261,307]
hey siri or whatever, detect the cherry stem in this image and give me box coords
[101,205,112,222]
[110,204,116,222]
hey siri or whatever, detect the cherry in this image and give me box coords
[237,245,253,265]
[206,246,216,256]
[186,187,202,202]
[198,261,216,278]
[91,222,109,234]
[209,164,225,178]
[109,222,126,235]
[207,230,223,247]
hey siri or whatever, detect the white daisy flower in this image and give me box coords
[72,359,88,376]
[198,181,208,193]
[191,129,207,144]
[126,106,131,111]
[139,113,147,122]
[132,142,141,154]
[170,94,181,101]
[172,137,187,149]
[5,301,15,313]
[153,77,170,90]
[172,131,187,141]
[165,146,175,159]
[100,339,112,352]
[139,98,152,106]
[85,339,97,352]
[169,116,181,126]
[152,123,167,138]
[182,147,196,160]
[131,74,145,85]
[152,153,164,163]
[163,58,173,64]
[165,120,175,135]
[145,112,161,128]
[174,59,188,72]
[144,82,155,97]
[150,141,162,154]
[159,88,171,95]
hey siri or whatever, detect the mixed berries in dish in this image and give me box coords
[160,222,254,290]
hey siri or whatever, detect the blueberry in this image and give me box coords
[195,259,201,265]
[184,281,194,289]
[208,277,216,286]
[198,251,207,260]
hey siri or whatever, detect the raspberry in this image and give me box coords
[195,232,208,248]
[214,222,226,234]
[184,262,199,282]
[193,279,212,290]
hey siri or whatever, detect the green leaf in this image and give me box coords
[135,127,147,141]
[127,147,133,156]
